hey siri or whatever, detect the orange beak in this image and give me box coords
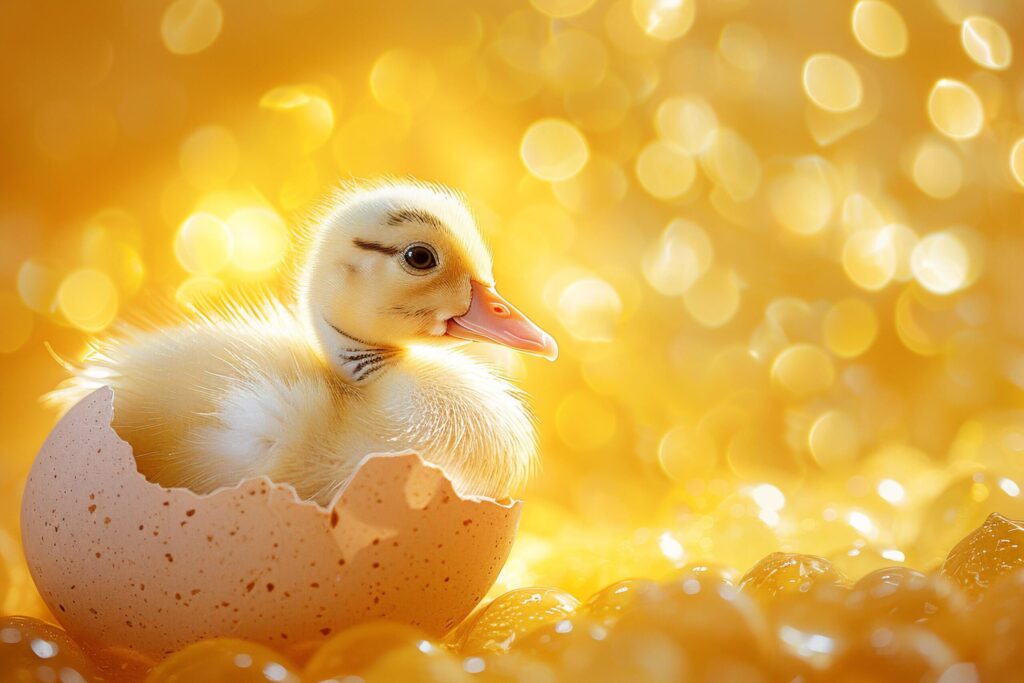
[446,281,558,361]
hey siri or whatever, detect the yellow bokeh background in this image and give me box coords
[2,0,1024,639]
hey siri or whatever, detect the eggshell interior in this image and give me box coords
[21,387,522,661]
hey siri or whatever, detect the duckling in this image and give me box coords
[47,181,557,505]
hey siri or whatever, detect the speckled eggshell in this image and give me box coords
[21,387,522,661]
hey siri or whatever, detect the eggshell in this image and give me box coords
[21,387,521,661]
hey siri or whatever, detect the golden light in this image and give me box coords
[369,50,437,114]
[683,266,742,328]
[658,424,718,482]
[160,0,224,56]
[0,291,34,354]
[529,0,598,18]
[1010,138,1024,187]
[842,227,898,291]
[225,207,290,274]
[6,0,1024,677]
[823,298,878,358]
[16,260,61,316]
[851,1,908,58]
[655,95,718,155]
[927,79,984,140]
[771,343,835,397]
[808,410,862,468]
[642,219,713,296]
[802,53,864,112]
[56,269,119,333]
[556,276,622,342]
[260,86,336,152]
[960,16,1012,71]
[632,0,696,41]
[717,22,767,73]
[911,140,962,199]
[634,140,696,200]
[702,128,761,201]
[520,118,590,182]
[175,275,226,308]
[768,156,836,236]
[174,213,234,275]
[179,126,240,189]
[910,231,970,295]
[556,391,617,449]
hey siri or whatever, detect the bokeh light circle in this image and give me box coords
[520,119,590,182]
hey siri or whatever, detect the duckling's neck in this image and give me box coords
[317,318,403,385]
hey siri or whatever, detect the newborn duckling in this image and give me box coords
[48,181,557,504]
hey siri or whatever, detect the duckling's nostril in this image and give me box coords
[491,303,510,317]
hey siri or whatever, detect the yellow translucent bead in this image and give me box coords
[160,0,223,55]
[771,344,835,397]
[635,140,696,200]
[304,621,433,680]
[961,16,1012,70]
[457,588,581,656]
[942,513,1024,597]
[739,552,845,602]
[582,579,657,625]
[175,213,233,275]
[632,0,696,41]
[0,616,102,682]
[851,1,907,58]
[910,231,970,295]
[802,53,863,112]
[808,410,862,467]
[143,638,301,683]
[655,95,718,155]
[683,267,742,328]
[521,119,590,182]
[57,268,119,333]
[928,79,984,140]
[823,298,878,358]
[911,140,962,199]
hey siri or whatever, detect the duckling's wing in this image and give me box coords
[43,288,331,493]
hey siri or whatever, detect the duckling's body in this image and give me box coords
[48,182,555,504]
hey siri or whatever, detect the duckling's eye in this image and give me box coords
[402,243,438,273]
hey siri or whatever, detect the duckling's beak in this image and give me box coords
[446,281,559,361]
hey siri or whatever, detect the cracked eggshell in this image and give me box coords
[21,387,521,661]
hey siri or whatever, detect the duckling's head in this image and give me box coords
[299,181,557,383]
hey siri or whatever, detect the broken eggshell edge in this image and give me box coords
[21,386,522,662]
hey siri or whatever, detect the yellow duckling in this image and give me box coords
[47,181,557,505]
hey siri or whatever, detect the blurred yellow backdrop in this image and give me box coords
[2,0,1024,617]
